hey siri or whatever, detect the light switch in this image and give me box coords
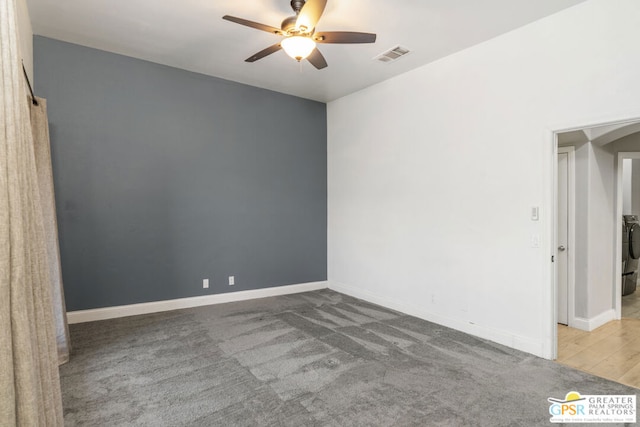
[531,206,539,221]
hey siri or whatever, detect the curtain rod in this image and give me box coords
[22,62,38,106]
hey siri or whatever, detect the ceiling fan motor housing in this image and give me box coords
[281,15,312,36]
[281,16,298,34]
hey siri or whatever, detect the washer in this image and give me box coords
[622,215,640,296]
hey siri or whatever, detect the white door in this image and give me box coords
[557,152,569,325]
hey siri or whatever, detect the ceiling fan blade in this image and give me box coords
[245,43,282,63]
[307,48,328,70]
[314,31,377,44]
[296,0,327,32]
[223,15,282,35]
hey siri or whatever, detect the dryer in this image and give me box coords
[622,215,640,296]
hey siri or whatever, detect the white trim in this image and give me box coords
[67,281,328,324]
[328,281,544,358]
[549,131,559,360]
[558,146,577,329]
[549,115,640,137]
[571,309,617,332]
[615,152,640,320]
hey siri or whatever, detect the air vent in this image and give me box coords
[374,46,411,63]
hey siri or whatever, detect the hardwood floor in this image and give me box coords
[622,288,640,318]
[556,291,640,389]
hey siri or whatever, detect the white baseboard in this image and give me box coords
[67,281,328,324]
[571,309,616,332]
[329,281,545,358]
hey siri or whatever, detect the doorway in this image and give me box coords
[553,121,640,338]
[617,152,640,319]
[552,120,640,388]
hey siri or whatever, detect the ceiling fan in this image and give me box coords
[222,0,376,70]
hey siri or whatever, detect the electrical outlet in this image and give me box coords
[203,279,209,289]
[228,276,235,286]
[531,234,540,248]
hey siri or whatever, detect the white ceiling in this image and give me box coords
[27,0,587,102]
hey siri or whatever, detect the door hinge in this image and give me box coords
[551,255,555,262]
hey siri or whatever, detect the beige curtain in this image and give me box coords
[31,98,71,365]
[1,0,64,424]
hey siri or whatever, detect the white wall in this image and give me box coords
[623,159,632,214]
[16,0,33,81]
[612,132,640,154]
[586,143,615,319]
[565,140,590,320]
[632,158,640,215]
[328,0,640,358]
[620,157,640,215]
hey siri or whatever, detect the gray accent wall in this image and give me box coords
[34,36,327,311]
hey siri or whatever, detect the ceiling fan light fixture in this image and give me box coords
[223,0,376,70]
[281,36,316,61]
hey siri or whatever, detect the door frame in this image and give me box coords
[549,116,640,360]
[557,146,576,328]
[615,152,640,319]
